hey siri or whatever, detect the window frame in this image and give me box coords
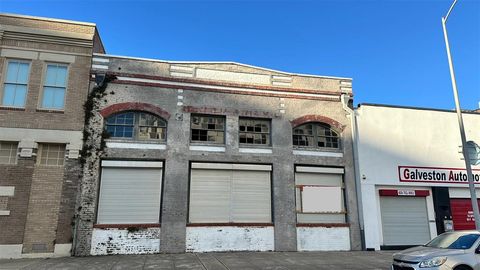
[1,59,31,108]
[39,62,69,111]
[36,143,66,166]
[238,117,272,147]
[0,141,19,165]
[292,122,341,150]
[105,111,167,142]
[190,114,226,145]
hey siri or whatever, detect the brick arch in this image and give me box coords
[290,115,346,132]
[99,102,171,120]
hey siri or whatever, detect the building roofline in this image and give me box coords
[93,53,352,81]
[357,103,480,115]
[0,13,96,27]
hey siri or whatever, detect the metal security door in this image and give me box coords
[380,196,430,246]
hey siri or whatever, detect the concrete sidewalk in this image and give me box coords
[0,251,394,270]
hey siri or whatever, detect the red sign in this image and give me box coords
[450,199,480,230]
[379,189,429,197]
[399,166,480,184]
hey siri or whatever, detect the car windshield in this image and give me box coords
[425,232,480,249]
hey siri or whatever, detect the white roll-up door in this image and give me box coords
[97,161,162,224]
[380,196,430,246]
[189,163,271,223]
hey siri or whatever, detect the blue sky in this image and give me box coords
[1,0,479,109]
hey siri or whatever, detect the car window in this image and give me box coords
[425,233,480,249]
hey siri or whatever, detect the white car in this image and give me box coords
[392,231,480,270]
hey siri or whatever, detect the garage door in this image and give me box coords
[380,196,430,246]
[450,199,480,230]
[189,163,271,223]
[97,160,163,224]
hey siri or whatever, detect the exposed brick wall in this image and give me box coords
[0,15,95,35]
[0,158,35,244]
[99,102,171,120]
[55,158,82,245]
[290,114,346,131]
[22,165,64,253]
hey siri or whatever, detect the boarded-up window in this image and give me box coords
[189,163,271,223]
[295,166,345,224]
[96,161,163,224]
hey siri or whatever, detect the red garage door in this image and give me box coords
[450,199,480,230]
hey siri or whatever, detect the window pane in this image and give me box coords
[5,62,19,83]
[2,84,16,106]
[45,65,57,86]
[55,66,67,87]
[52,88,65,108]
[12,85,27,107]
[41,87,55,108]
[17,63,30,84]
[37,143,65,166]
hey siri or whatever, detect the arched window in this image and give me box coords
[105,111,167,141]
[293,122,340,149]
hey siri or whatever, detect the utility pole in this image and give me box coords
[441,0,480,230]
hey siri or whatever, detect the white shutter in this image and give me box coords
[231,170,271,222]
[189,169,231,223]
[380,196,431,246]
[97,167,162,224]
[189,163,272,223]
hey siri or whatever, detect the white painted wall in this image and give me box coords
[356,105,480,188]
[90,228,160,255]
[356,105,480,250]
[296,227,350,251]
[185,226,274,252]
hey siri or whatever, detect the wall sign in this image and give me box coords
[399,166,480,184]
[379,189,429,197]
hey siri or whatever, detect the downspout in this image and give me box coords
[341,94,365,250]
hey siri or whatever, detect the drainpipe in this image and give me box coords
[341,94,365,250]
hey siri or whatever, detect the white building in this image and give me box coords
[355,104,480,250]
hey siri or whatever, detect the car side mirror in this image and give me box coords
[476,247,480,254]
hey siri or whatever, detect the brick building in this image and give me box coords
[0,14,104,258]
[74,54,361,255]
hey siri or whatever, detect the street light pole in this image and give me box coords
[441,0,480,230]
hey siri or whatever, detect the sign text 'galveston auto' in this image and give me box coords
[399,166,480,184]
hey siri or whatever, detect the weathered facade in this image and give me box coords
[0,13,104,258]
[74,54,361,255]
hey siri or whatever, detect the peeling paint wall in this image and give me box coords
[90,228,160,255]
[297,227,350,251]
[186,226,274,252]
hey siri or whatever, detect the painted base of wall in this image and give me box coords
[297,227,350,251]
[0,244,72,259]
[90,228,160,255]
[186,226,274,252]
[0,244,23,259]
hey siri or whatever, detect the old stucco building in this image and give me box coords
[74,54,361,255]
[0,14,104,258]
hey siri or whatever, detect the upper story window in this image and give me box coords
[2,60,30,107]
[37,143,66,166]
[0,141,18,164]
[239,118,271,146]
[105,111,167,141]
[41,63,68,110]
[191,114,225,144]
[293,122,340,149]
